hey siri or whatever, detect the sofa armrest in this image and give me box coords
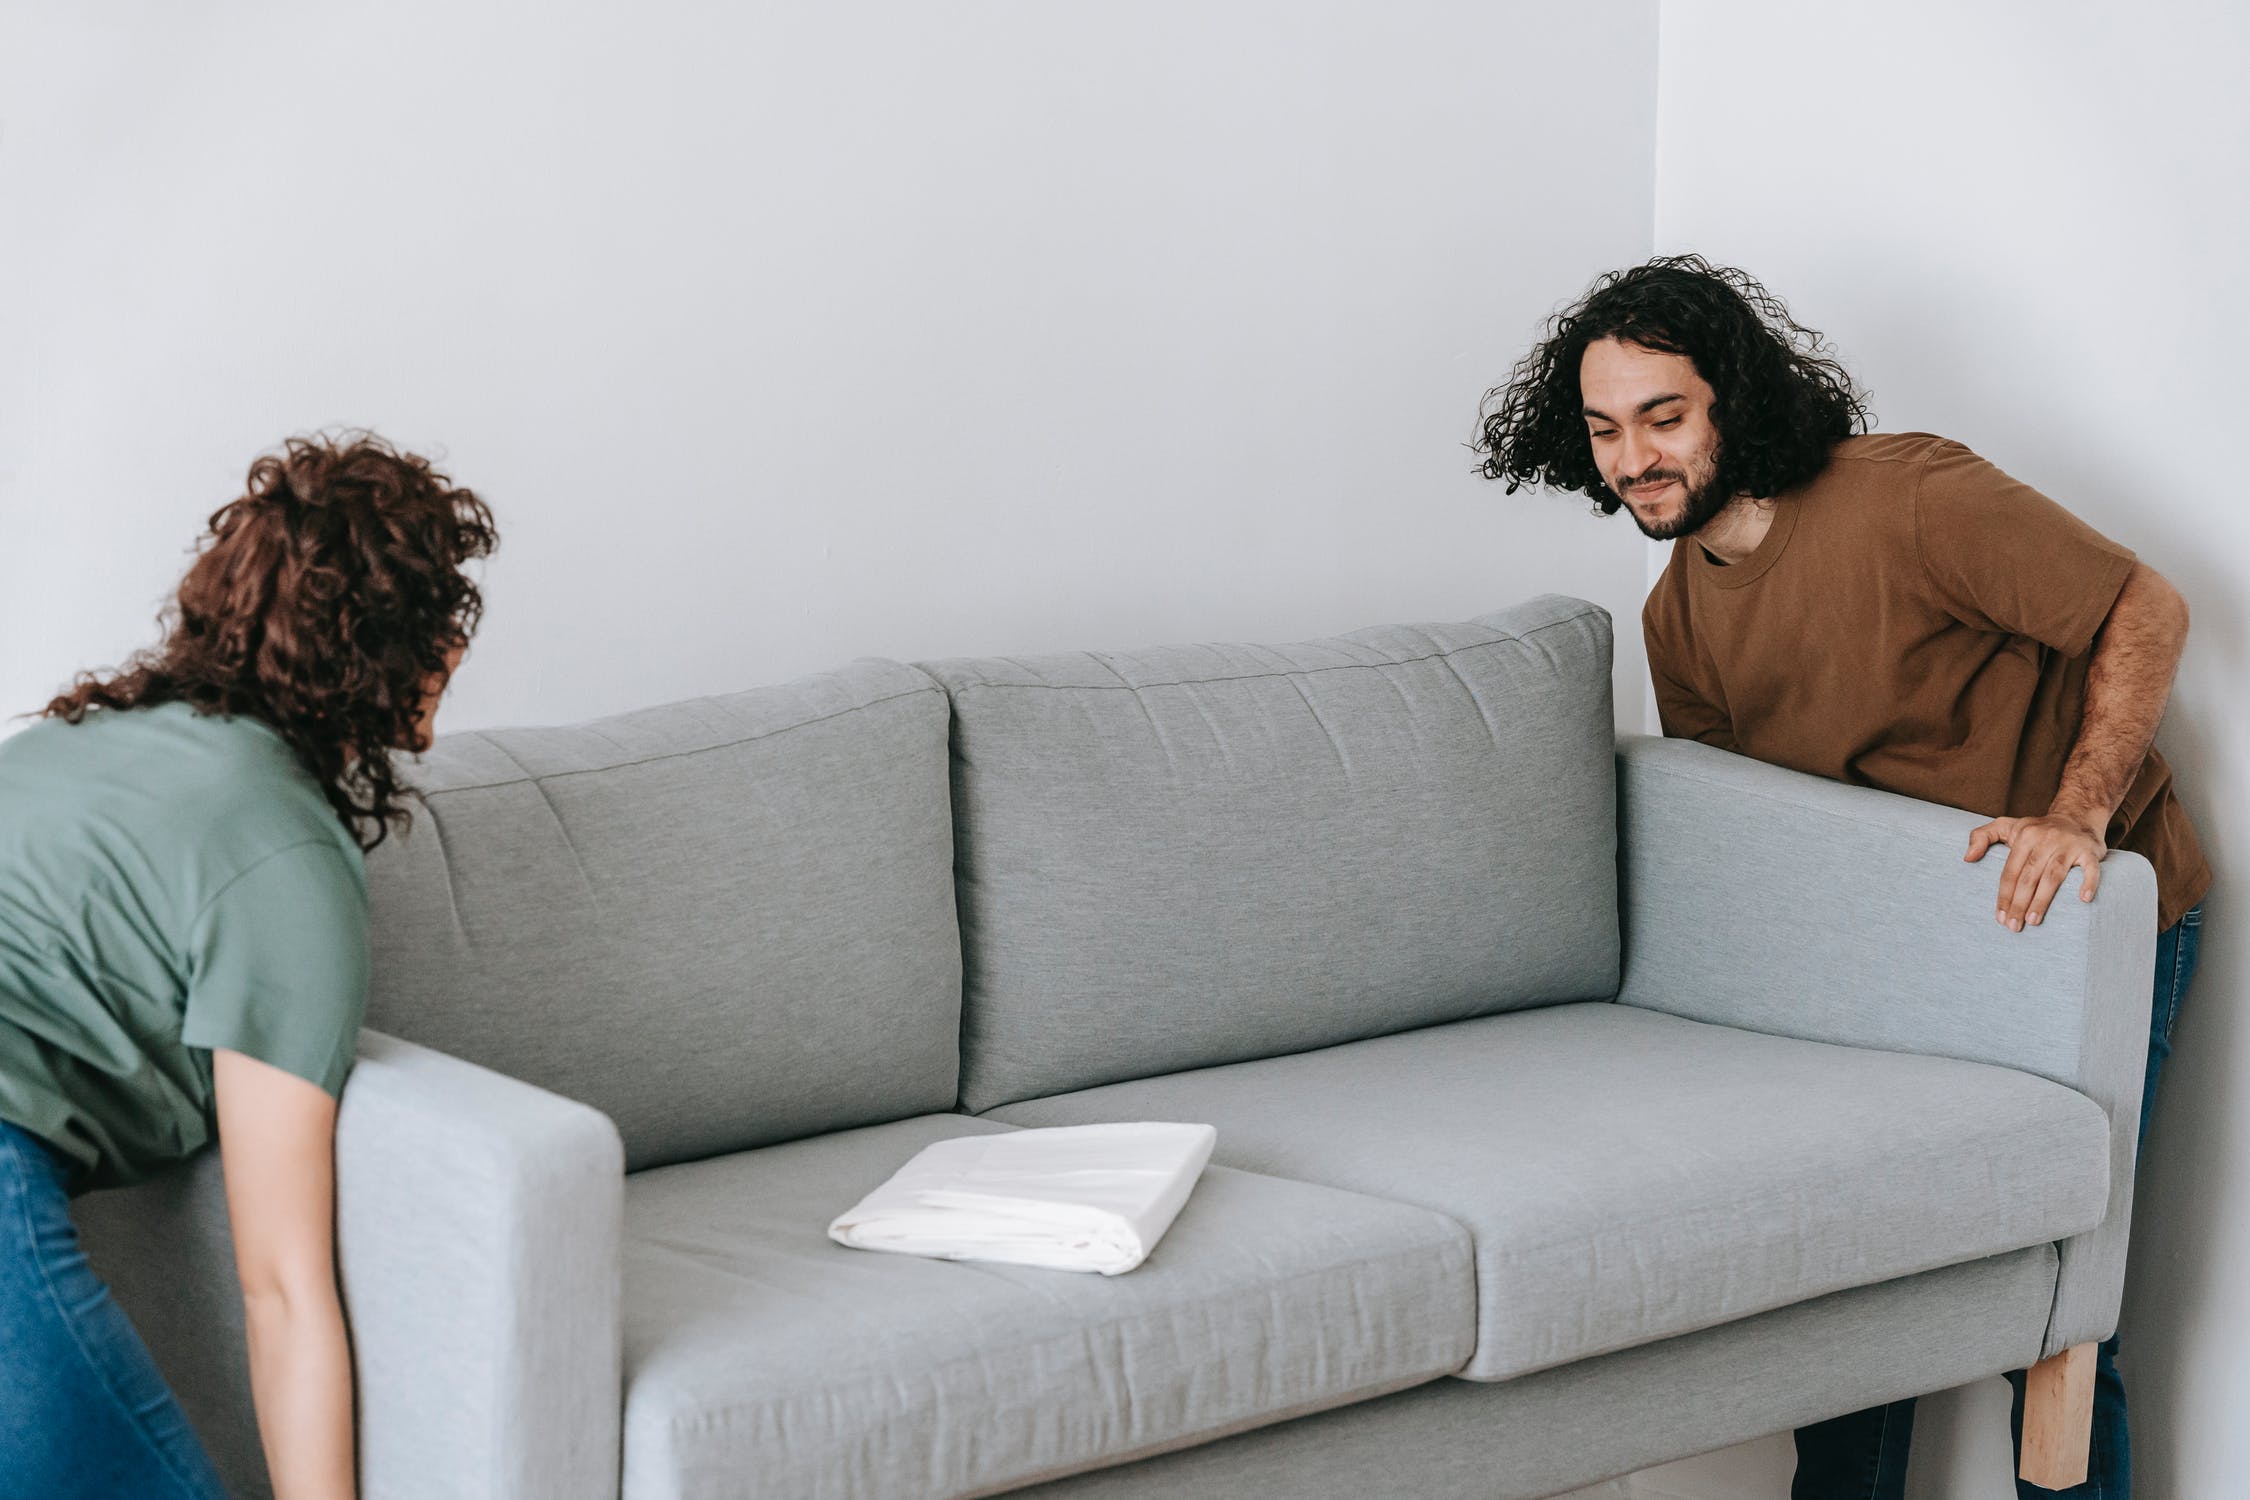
[73,1030,624,1499]
[1615,734,2157,1357]
[338,1029,624,1500]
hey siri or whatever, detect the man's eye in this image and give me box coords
[1655,418,1682,429]
[1590,429,1617,440]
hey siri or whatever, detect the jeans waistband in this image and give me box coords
[0,1119,76,1185]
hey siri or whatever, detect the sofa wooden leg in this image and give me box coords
[2018,1342,2097,1489]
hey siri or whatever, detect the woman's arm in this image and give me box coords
[213,1047,359,1500]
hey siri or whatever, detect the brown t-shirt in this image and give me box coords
[1643,430,2210,931]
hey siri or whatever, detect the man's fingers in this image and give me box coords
[1995,844,2033,928]
[2026,861,2069,926]
[1978,817,2105,929]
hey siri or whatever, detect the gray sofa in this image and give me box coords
[74,592,2154,1500]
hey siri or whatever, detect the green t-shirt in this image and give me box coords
[0,701,368,1195]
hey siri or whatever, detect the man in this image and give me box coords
[1472,255,2209,1499]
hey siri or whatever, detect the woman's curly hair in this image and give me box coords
[1472,254,1872,514]
[38,432,498,851]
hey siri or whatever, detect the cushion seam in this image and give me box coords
[1630,749,2106,870]
[1471,1243,2062,1381]
[415,684,944,797]
[935,610,1602,695]
[641,1232,1474,1434]
[1478,1105,2107,1264]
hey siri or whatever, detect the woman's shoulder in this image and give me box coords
[158,708,361,868]
[4,702,358,889]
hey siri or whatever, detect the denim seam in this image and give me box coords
[2164,915,2193,1039]
[2087,1394,2111,1500]
[1869,1399,1895,1499]
[3,1127,215,1499]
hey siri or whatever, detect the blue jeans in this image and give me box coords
[1792,902,2205,1500]
[0,1118,233,1500]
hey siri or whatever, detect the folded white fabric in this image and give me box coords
[828,1122,1219,1276]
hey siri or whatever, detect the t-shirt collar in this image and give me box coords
[1690,495,1800,590]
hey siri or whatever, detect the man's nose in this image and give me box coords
[1619,430,1657,481]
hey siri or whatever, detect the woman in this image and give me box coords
[0,432,498,1499]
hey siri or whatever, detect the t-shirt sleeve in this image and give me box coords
[1643,602,1736,749]
[1913,439,2137,657]
[1652,659,1736,749]
[180,841,370,1098]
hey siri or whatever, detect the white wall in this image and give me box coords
[1651,3,2248,1497]
[0,1,1657,741]
[31,6,2232,1496]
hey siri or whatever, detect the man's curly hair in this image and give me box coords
[38,431,498,851]
[1472,254,1872,514]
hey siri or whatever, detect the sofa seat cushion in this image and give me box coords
[619,1114,1475,1500]
[984,1002,2111,1382]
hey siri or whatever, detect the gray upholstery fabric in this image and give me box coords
[619,1113,1475,1500]
[920,595,1618,1114]
[339,1031,625,1500]
[1614,733,2159,1356]
[1008,1247,2058,1500]
[986,1002,2108,1381]
[79,1030,627,1500]
[363,659,962,1170]
[69,600,2174,1500]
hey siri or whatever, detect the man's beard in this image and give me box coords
[1615,453,1731,542]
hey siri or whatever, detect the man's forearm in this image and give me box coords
[2050,563,2189,833]
[244,1288,358,1500]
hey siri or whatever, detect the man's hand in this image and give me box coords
[1978,559,2183,934]
[1964,813,2108,931]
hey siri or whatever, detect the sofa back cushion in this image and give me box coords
[362,659,961,1171]
[920,594,1618,1113]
